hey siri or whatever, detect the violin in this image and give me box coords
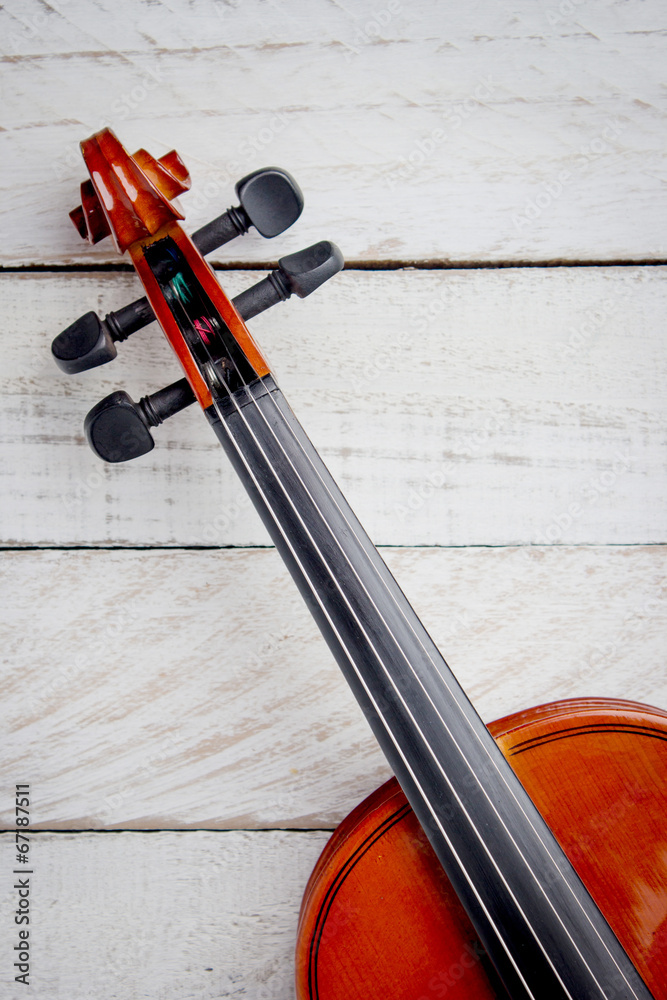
[52,128,667,999]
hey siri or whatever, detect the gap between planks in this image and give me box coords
[16,827,336,833]
[4,259,667,273]
[4,543,667,552]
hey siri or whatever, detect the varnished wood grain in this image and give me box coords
[2,0,666,265]
[2,545,666,830]
[3,266,666,546]
[296,699,667,998]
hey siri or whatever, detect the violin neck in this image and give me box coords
[206,372,652,1000]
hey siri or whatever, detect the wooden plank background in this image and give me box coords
[2,0,667,266]
[1,0,666,996]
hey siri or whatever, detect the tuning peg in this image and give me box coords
[192,166,304,254]
[51,298,155,374]
[234,240,344,320]
[53,240,342,375]
[82,240,344,463]
[55,165,304,375]
[70,161,302,251]
[84,381,196,463]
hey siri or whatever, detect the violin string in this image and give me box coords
[199,379,539,998]
[158,271,543,992]
[217,328,648,998]
[234,387,638,990]
[197,325,641,999]
[193,291,636,1000]
[203,376,620,999]
[168,261,639,998]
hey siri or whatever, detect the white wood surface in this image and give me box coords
[2,1,666,995]
[0,830,329,999]
[2,545,667,830]
[2,0,667,264]
[3,266,666,546]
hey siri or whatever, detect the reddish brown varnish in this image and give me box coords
[296,698,667,999]
[73,128,270,407]
[129,221,270,408]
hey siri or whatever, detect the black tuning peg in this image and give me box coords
[193,166,304,253]
[84,241,344,463]
[85,382,196,463]
[233,240,344,319]
[54,240,343,375]
[51,300,155,374]
[52,165,304,375]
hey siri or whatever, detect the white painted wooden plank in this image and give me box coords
[2,0,666,264]
[0,829,329,999]
[2,546,665,830]
[2,267,666,546]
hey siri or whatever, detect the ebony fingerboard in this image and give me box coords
[206,374,653,1000]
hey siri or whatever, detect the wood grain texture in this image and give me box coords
[2,5,666,993]
[2,0,666,264]
[296,701,667,999]
[2,546,666,830]
[0,829,330,1000]
[3,266,666,547]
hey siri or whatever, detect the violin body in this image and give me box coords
[296,698,667,998]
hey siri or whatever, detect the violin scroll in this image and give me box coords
[69,147,191,245]
[52,126,342,461]
[53,161,306,375]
